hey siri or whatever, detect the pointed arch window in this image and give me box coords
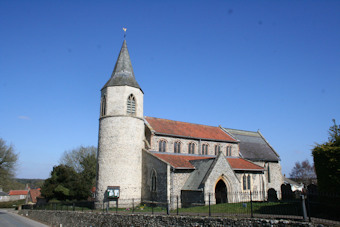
[243,175,251,190]
[226,146,231,156]
[243,175,247,190]
[151,170,157,192]
[215,145,221,155]
[174,141,181,153]
[159,140,166,152]
[247,175,251,190]
[202,144,208,155]
[188,142,195,154]
[127,94,136,115]
[100,95,106,117]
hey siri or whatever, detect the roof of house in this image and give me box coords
[145,117,237,142]
[0,191,9,196]
[8,190,28,196]
[152,152,263,171]
[182,158,215,190]
[28,189,41,203]
[102,40,142,91]
[223,128,279,162]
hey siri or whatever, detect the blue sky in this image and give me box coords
[1,0,339,179]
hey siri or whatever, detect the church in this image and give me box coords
[95,40,284,209]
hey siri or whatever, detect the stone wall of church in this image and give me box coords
[150,135,239,157]
[235,172,266,201]
[170,170,192,209]
[141,151,168,204]
[253,161,284,198]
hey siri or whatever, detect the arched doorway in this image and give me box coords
[215,180,228,204]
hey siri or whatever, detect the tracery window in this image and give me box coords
[188,143,195,154]
[202,144,208,155]
[174,141,181,153]
[159,140,166,152]
[127,94,136,115]
[100,95,106,117]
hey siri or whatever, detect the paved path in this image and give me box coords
[0,209,49,227]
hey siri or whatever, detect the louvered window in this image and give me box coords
[127,94,136,115]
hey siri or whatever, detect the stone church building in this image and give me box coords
[95,40,284,209]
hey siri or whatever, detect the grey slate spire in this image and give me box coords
[102,40,142,91]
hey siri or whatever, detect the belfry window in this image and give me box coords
[127,94,136,115]
[159,140,166,152]
[100,95,106,117]
[188,143,195,154]
[174,141,181,153]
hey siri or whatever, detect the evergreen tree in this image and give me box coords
[312,119,340,193]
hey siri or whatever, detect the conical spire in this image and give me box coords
[102,40,142,91]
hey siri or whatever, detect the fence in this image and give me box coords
[26,190,340,224]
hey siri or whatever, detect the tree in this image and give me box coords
[41,165,78,201]
[42,146,97,201]
[289,159,316,186]
[0,138,18,190]
[312,119,340,193]
[60,146,97,173]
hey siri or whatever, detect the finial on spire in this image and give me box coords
[123,27,127,39]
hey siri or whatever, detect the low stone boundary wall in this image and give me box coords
[19,210,318,227]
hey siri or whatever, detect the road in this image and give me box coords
[0,209,49,227]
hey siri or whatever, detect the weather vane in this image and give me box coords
[123,27,127,39]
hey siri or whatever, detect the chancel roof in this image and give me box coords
[145,117,237,142]
[102,40,142,91]
[223,128,279,162]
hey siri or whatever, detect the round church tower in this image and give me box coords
[95,40,144,207]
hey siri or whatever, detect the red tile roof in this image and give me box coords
[8,190,28,196]
[153,153,213,169]
[153,153,263,171]
[145,117,236,142]
[227,158,263,171]
[29,189,41,203]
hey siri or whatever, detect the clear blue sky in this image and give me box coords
[1,1,339,179]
